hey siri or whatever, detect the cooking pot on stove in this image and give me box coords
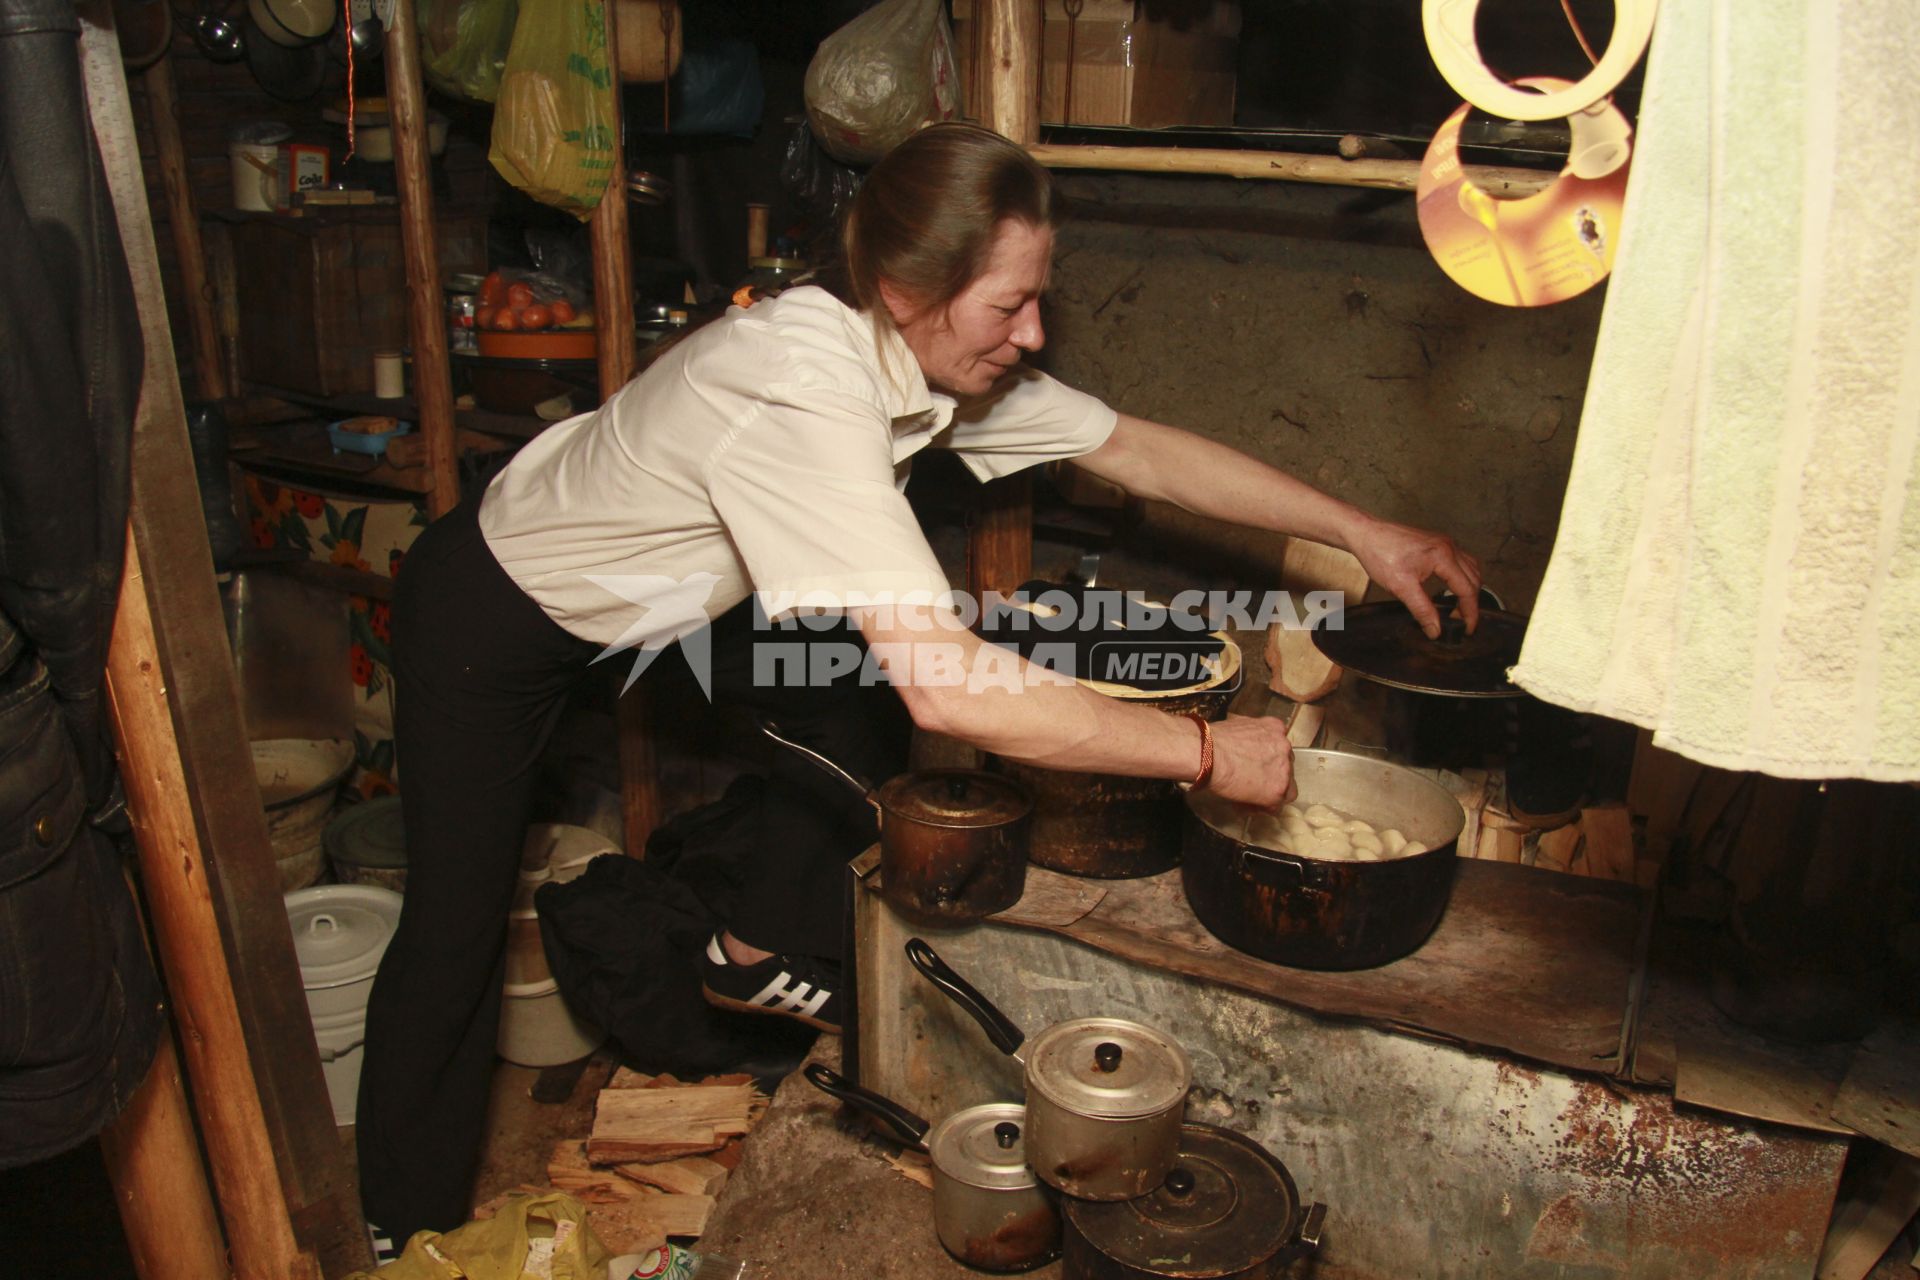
[1062,1122,1326,1280]
[804,1065,1060,1272]
[760,719,1031,923]
[983,586,1242,879]
[1182,749,1466,970]
[908,939,1190,1201]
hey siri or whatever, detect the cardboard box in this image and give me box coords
[953,0,1240,130]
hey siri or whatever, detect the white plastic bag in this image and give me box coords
[803,0,961,165]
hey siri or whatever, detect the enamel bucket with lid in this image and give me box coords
[285,884,402,1123]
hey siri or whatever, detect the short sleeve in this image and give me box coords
[940,368,1119,481]
[706,383,954,616]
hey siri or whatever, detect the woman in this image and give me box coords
[356,121,1480,1245]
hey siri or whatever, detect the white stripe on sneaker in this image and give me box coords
[748,971,832,1020]
[706,935,728,965]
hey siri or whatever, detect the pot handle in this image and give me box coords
[1295,1202,1328,1252]
[802,1064,930,1150]
[756,716,882,816]
[1233,846,1326,891]
[905,938,1027,1059]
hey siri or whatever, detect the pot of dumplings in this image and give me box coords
[1181,749,1466,970]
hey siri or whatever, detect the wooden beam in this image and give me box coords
[98,1035,232,1280]
[107,527,318,1280]
[981,0,1040,144]
[139,54,225,400]
[385,0,459,515]
[80,13,368,1276]
[1028,143,1553,197]
[966,472,1032,599]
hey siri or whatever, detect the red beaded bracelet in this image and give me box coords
[1178,712,1214,793]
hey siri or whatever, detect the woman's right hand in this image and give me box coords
[1200,715,1295,808]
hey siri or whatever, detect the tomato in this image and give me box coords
[473,306,495,329]
[550,299,577,324]
[519,304,552,330]
[479,271,505,308]
[492,308,518,331]
[505,282,536,309]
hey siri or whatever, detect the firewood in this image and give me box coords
[614,1156,729,1196]
[587,1085,757,1164]
[1579,805,1636,882]
[549,1142,714,1241]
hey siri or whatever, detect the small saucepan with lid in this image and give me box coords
[907,938,1191,1202]
[759,718,1031,924]
[1062,1122,1327,1280]
[804,1064,1060,1272]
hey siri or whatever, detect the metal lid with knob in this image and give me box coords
[1064,1123,1323,1276]
[1026,1017,1191,1119]
[927,1103,1044,1191]
[877,769,1032,829]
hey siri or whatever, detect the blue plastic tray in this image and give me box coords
[328,419,413,455]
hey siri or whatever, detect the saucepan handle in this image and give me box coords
[802,1064,931,1150]
[1295,1202,1328,1252]
[905,937,1027,1060]
[1234,846,1324,891]
[756,715,882,819]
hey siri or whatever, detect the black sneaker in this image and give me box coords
[366,1221,402,1269]
[700,935,842,1033]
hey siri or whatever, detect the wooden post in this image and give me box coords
[106,527,319,1280]
[592,0,658,856]
[99,1035,233,1280]
[80,13,367,1276]
[140,54,225,401]
[981,0,1041,145]
[385,0,459,515]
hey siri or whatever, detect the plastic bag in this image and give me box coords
[490,0,619,217]
[803,0,961,165]
[343,1191,615,1280]
[419,0,519,103]
[780,115,861,227]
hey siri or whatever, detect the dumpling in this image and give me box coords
[1402,840,1428,856]
[1342,817,1377,836]
[1303,803,1345,829]
[1351,831,1384,855]
[1379,828,1408,856]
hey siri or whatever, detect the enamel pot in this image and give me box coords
[907,939,1191,1202]
[760,718,1031,924]
[1062,1123,1326,1280]
[804,1065,1060,1272]
[1181,749,1466,970]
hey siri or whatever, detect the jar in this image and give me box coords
[445,273,484,354]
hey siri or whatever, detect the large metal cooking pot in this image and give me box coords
[1182,749,1466,970]
[1062,1122,1326,1280]
[760,719,1031,923]
[991,636,1241,879]
[804,1065,1060,1272]
[908,939,1190,1201]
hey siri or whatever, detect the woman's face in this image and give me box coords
[888,219,1052,397]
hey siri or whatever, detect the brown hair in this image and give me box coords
[839,122,1061,332]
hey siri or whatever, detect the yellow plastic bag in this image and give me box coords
[489,0,618,217]
[345,1191,614,1279]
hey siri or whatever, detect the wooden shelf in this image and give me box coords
[248,382,555,443]
[230,418,433,498]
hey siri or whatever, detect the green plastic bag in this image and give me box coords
[420,0,520,104]
[489,0,618,218]
[345,1191,614,1279]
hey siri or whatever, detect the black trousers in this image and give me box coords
[355,498,907,1240]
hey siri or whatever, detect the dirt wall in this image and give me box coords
[1037,171,1606,612]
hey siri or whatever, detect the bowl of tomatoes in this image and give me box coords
[472,270,598,361]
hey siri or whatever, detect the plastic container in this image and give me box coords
[496,823,616,1066]
[286,884,403,1124]
[230,122,292,212]
[254,737,354,892]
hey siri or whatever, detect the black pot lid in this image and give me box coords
[1311,600,1529,698]
[1064,1123,1301,1276]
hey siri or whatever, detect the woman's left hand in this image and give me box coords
[1349,516,1484,638]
